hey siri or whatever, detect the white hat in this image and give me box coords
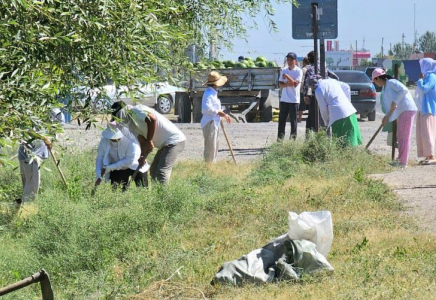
[102,126,123,140]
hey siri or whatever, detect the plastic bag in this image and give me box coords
[287,211,333,257]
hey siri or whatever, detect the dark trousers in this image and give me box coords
[306,96,317,132]
[305,96,330,136]
[278,102,299,140]
[109,168,148,191]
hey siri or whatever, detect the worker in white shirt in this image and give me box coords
[308,76,363,147]
[201,71,231,163]
[278,52,303,140]
[111,102,186,184]
[95,123,149,190]
[17,108,65,204]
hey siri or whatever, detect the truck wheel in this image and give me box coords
[192,96,202,123]
[260,97,273,122]
[179,93,192,123]
[368,110,376,121]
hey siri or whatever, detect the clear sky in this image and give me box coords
[219,0,436,65]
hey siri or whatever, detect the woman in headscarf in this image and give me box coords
[372,68,417,168]
[309,76,362,147]
[415,58,436,165]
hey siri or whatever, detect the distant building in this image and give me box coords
[352,52,371,67]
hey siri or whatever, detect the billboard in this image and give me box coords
[325,51,352,68]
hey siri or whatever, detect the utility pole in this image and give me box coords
[381,37,384,58]
[355,40,358,69]
[402,33,406,51]
[413,3,417,52]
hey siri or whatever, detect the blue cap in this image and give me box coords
[286,52,297,59]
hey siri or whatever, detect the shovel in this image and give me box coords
[220,119,237,164]
[365,124,383,150]
[48,148,68,188]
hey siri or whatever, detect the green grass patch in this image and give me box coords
[0,134,435,299]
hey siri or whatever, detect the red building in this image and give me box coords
[353,52,371,67]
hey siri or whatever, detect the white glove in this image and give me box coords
[104,164,115,172]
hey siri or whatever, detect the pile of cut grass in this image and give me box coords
[0,133,434,299]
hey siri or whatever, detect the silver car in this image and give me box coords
[117,82,185,114]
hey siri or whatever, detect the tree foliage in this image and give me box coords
[0,0,296,154]
[388,42,413,60]
[418,30,436,53]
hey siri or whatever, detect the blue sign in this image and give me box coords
[292,0,338,40]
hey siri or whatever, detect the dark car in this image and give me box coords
[335,70,377,121]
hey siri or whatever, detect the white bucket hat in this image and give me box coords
[102,125,123,140]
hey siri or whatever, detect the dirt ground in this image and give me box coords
[61,98,435,234]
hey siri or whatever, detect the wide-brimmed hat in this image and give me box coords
[102,124,123,140]
[203,71,228,87]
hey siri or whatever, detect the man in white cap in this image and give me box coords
[17,108,65,204]
[201,71,231,163]
[111,101,185,184]
[95,122,149,190]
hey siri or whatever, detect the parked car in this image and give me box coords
[67,82,117,113]
[365,67,383,92]
[118,82,185,114]
[335,70,377,121]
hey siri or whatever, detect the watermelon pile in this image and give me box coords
[193,56,278,70]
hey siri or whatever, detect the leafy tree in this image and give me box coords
[0,0,296,161]
[418,31,436,53]
[388,42,413,60]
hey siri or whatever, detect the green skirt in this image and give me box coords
[331,114,363,147]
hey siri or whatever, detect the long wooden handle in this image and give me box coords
[131,165,141,181]
[391,120,397,161]
[220,119,237,164]
[365,124,383,150]
[48,148,68,188]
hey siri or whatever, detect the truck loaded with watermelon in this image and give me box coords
[175,56,280,123]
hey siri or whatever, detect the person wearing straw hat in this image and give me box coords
[95,122,149,190]
[111,101,185,184]
[201,71,231,163]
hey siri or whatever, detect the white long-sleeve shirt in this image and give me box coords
[382,79,417,122]
[95,136,148,180]
[314,79,357,127]
[201,87,221,129]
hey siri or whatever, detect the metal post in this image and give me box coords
[312,2,319,132]
[320,38,326,78]
[0,269,54,300]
